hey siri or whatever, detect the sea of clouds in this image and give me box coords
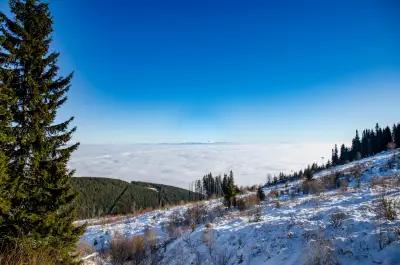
[69,143,333,189]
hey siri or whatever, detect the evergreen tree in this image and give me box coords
[0,0,83,261]
[224,171,237,208]
[0,66,14,238]
[351,130,361,160]
[393,124,400,148]
[256,186,265,201]
[382,126,393,149]
[331,144,339,165]
[374,123,383,153]
[339,144,349,164]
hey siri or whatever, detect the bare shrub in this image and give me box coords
[211,249,234,265]
[320,174,339,190]
[76,240,96,257]
[371,176,385,188]
[339,179,348,192]
[0,245,57,265]
[268,189,279,198]
[165,222,183,240]
[144,227,157,251]
[202,224,214,255]
[249,207,263,222]
[303,233,338,265]
[236,195,260,211]
[330,212,347,228]
[351,165,363,188]
[375,195,397,221]
[109,234,146,265]
[184,204,207,227]
[302,180,324,195]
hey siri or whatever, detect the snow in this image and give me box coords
[147,187,158,192]
[81,150,400,265]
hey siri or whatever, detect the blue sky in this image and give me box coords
[2,0,400,144]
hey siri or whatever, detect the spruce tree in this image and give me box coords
[223,171,237,208]
[256,186,265,201]
[331,145,339,165]
[351,130,362,160]
[0,0,83,261]
[394,124,400,148]
[0,66,14,239]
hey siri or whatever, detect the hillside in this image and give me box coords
[72,177,198,219]
[81,150,400,265]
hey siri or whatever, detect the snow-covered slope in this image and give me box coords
[81,150,400,265]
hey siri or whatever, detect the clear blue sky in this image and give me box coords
[2,0,400,144]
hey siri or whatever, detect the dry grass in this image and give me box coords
[76,240,96,257]
[0,245,58,265]
[319,174,339,190]
[184,204,208,227]
[236,195,260,211]
[375,195,398,221]
[268,189,280,199]
[302,180,324,195]
[109,234,147,265]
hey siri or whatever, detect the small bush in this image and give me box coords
[257,187,266,201]
[339,179,348,192]
[236,195,260,211]
[76,240,96,257]
[249,207,263,222]
[144,227,157,250]
[184,204,207,226]
[202,225,214,255]
[330,212,347,228]
[302,180,324,195]
[109,234,146,265]
[268,189,280,198]
[0,245,57,265]
[303,231,338,265]
[376,195,397,221]
[165,222,183,239]
[320,174,339,190]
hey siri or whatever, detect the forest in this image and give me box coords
[72,177,200,219]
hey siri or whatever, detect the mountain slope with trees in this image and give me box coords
[72,177,199,219]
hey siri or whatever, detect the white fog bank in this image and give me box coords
[69,142,334,189]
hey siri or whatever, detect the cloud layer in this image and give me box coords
[69,143,333,189]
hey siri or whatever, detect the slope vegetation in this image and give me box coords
[81,150,400,265]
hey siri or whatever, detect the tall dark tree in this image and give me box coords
[393,124,400,148]
[331,144,339,165]
[339,144,349,164]
[0,65,14,234]
[351,130,362,160]
[0,0,83,261]
[224,171,237,208]
[382,126,393,149]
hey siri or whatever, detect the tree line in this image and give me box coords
[331,123,400,166]
[265,122,400,187]
[0,0,82,263]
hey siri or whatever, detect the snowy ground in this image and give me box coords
[81,150,400,265]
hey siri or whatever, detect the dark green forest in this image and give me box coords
[71,177,199,219]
